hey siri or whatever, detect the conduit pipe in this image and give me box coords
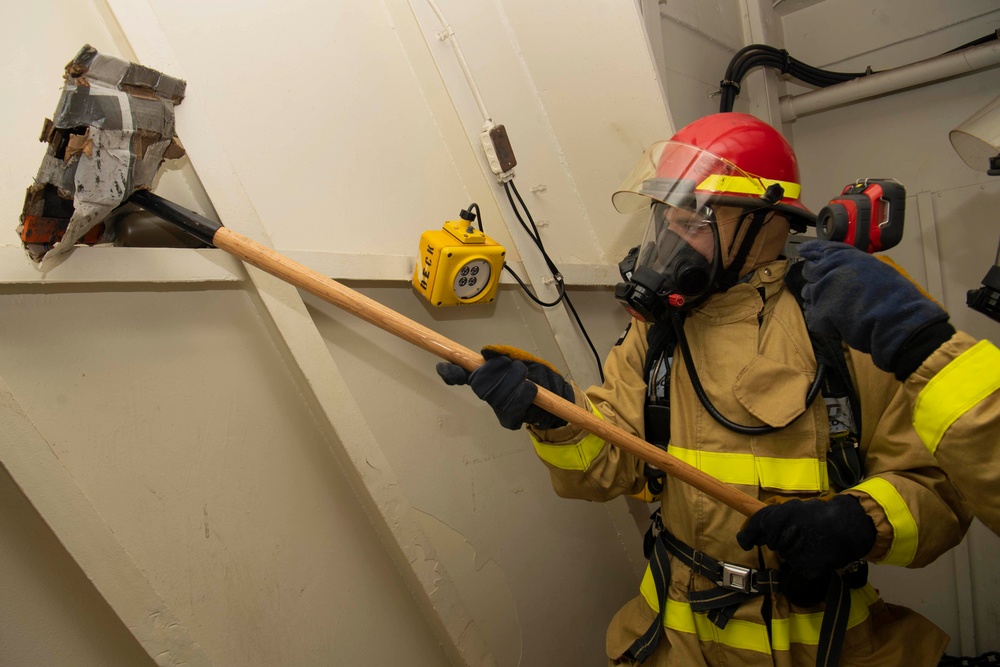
[780,39,1000,122]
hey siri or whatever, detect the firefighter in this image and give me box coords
[777,239,999,536]
[438,113,971,665]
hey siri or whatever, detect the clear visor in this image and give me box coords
[612,141,767,214]
[635,202,720,301]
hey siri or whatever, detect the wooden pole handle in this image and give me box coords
[213,226,766,517]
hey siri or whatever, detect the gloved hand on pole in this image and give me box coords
[797,240,956,380]
[736,493,877,606]
[436,345,575,430]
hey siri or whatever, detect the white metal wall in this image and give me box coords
[0,0,663,665]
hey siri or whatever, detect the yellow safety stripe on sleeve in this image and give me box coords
[913,340,1000,454]
[852,477,919,566]
[668,445,828,492]
[696,174,802,200]
[529,403,606,471]
[639,567,876,654]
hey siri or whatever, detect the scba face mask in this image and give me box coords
[615,202,720,321]
[611,128,813,323]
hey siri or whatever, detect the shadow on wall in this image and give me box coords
[0,463,156,666]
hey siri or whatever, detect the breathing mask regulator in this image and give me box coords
[614,200,718,321]
[614,193,792,323]
[611,113,823,435]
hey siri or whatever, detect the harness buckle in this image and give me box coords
[718,563,757,593]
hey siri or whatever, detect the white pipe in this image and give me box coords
[780,40,1000,122]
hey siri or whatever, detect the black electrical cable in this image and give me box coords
[944,29,999,53]
[719,32,1000,113]
[669,309,824,435]
[559,284,601,377]
[466,183,606,382]
[719,45,869,112]
[505,180,606,382]
[470,202,566,308]
[720,46,869,112]
[465,200,564,307]
[504,182,558,271]
[468,202,483,231]
[500,186,565,303]
[503,264,566,305]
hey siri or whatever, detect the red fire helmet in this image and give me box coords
[614,113,815,231]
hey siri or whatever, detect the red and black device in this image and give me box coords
[816,179,905,253]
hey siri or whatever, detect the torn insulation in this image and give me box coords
[19,44,186,266]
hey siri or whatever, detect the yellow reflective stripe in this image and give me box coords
[668,446,828,492]
[852,478,918,566]
[668,446,757,485]
[756,456,829,492]
[913,340,1000,454]
[641,567,771,652]
[771,585,878,649]
[640,566,876,654]
[696,174,802,199]
[529,404,605,471]
[639,560,660,610]
[666,603,772,653]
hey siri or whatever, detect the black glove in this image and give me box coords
[797,240,955,380]
[436,346,574,430]
[736,494,876,582]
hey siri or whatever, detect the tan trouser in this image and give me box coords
[606,594,948,667]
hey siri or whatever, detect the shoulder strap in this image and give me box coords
[638,322,678,495]
[643,320,677,381]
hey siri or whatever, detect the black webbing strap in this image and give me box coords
[659,526,781,630]
[624,528,669,663]
[640,322,678,498]
[625,510,780,661]
[827,434,864,489]
[816,571,852,667]
[643,321,678,383]
[784,261,864,436]
[625,509,863,665]
[691,587,758,629]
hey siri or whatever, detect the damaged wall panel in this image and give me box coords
[19,44,186,266]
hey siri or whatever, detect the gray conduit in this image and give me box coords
[779,39,1000,122]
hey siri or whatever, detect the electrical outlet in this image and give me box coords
[480,121,517,176]
[412,221,506,306]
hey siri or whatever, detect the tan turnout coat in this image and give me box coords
[906,331,1000,536]
[528,260,971,666]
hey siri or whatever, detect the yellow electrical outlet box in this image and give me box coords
[413,220,506,306]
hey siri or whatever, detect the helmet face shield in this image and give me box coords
[613,141,779,214]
